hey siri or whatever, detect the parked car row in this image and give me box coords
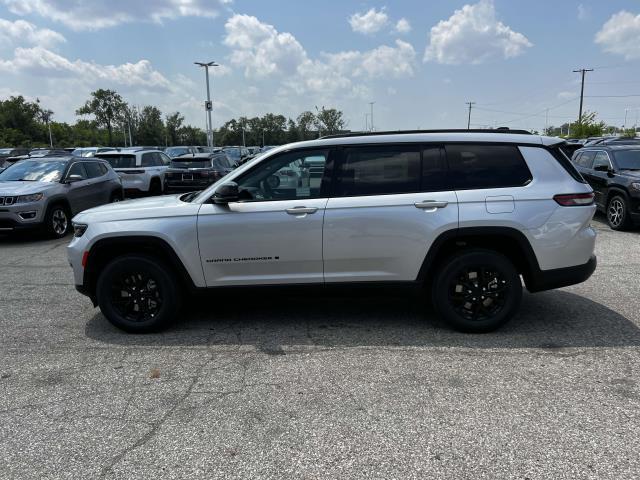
[570,144,640,230]
[0,145,245,237]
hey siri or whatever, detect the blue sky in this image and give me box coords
[1,0,640,133]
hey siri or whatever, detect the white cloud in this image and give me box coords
[595,11,640,60]
[577,4,590,21]
[424,0,532,65]
[223,14,416,97]
[1,0,228,31]
[0,18,65,48]
[0,46,172,91]
[395,18,411,34]
[349,7,388,34]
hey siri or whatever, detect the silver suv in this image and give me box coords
[68,130,597,333]
[0,156,122,237]
[95,150,170,196]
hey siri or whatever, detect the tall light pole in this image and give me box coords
[262,129,266,147]
[465,102,475,130]
[195,61,219,147]
[369,102,375,132]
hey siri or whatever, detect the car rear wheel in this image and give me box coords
[110,191,123,202]
[432,249,522,333]
[606,195,631,231]
[45,204,70,238]
[96,255,181,333]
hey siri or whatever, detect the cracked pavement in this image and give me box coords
[1,214,639,479]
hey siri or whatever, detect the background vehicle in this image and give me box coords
[165,146,198,158]
[164,152,234,193]
[0,148,29,166]
[71,147,115,158]
[69,130,596,334]
[95,149,170,196]
[4,149,68,166]
[222,146,251,165]
[0,156,122,237]
[572,145,640,230]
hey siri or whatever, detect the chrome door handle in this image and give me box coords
[415,200,448,209]
[285,206,318,215]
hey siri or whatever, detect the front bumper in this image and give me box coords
[526,255,597,293]
[0,204,46,232]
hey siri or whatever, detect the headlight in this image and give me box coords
[15,192,44,203]
[72,223,88,237]
[632,182,640,191]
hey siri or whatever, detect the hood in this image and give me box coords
[619,169,640,179]
[73,193,200,223]
[0,181,56,195]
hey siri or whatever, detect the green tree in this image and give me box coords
[296,111,316,140]
[137,106,165,145]
[570,111,606,138]
[314,107,346,135]
[165,112,184,146]
[76,89,126,146]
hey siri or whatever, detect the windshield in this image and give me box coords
[170,159,210,169]
[0,160,66,182]
[97,155,136,168]
[166,147,191,158]
[614,150,640,170]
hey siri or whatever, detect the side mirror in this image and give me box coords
[65,174,84,183]
[212,182,239,204]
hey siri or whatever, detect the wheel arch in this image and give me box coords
[417,227,542,292]
[83,235,197,302]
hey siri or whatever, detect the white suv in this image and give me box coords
[68,130,597,333]
[95,149,170,196]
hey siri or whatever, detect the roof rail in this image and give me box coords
[320,128,533,140]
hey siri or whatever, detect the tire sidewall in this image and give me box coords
[432,250,522,333]
[96,255,180,333]
[45,204,70,238]
[607,194,628,231]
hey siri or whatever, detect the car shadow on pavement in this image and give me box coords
[84,288,640,351]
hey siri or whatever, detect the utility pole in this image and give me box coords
[364,113,369,132]
[195,61,219,147]
[573,68,593,124]
[465,102,475,130]
[544,108,549,135]
[369,102,375,132]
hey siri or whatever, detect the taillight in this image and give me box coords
[553,192,595,206]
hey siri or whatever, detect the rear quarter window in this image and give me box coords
[445,144,532,190]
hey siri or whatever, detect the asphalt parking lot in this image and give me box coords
[1,214,639,479]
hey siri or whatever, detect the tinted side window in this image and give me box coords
[68,162,88,179]
[98,162,109,175]
[592,151,610,170]
[579,151,596,169]
[141,153,154,167]
[159,153,171,165]
[84,162,104,178]
[422,146,448,191]
[446,144,532,189]
[336,146,421,196]
[572,152,583,165]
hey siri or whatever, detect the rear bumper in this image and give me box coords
[526,255,597,293]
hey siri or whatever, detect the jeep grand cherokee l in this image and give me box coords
[68,130,597,333]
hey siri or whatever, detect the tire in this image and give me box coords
[606,194,631,231]
[96,255,181,333]
[44,203,71,238]
[149,178,162,196]
[110,190,123,203]
[432,249,522,333]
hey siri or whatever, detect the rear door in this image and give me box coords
[323,144,458,282]
[589,150,613,208]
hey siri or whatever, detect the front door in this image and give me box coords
[64,162,95,214]
[197,148,332,286]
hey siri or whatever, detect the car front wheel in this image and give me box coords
[45,204,70,238]
[96,255,181,333]
[432,249,522,333]
[607,194,631,231]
